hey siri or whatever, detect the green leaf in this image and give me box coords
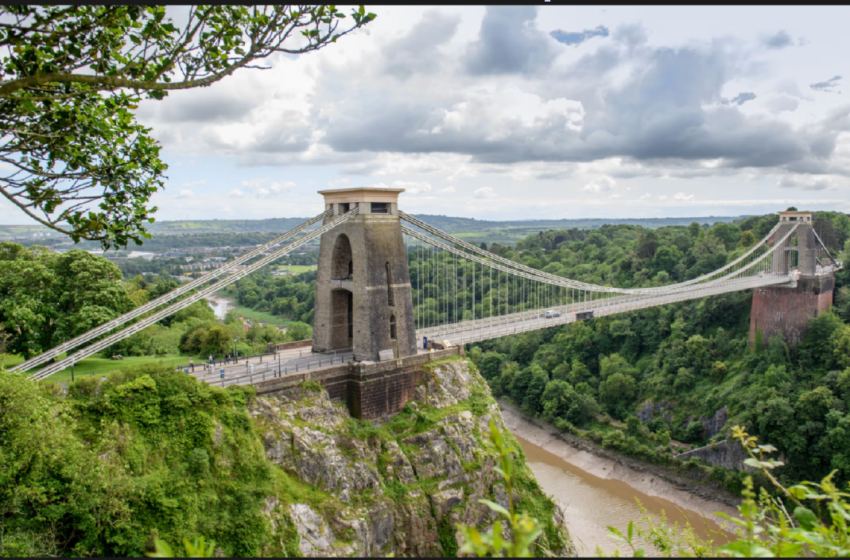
[788,486,807,500]
[793,506,818,531]
[717,540,774,557]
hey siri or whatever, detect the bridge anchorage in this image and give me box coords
[13,190,841,419]
[749,209,839,347]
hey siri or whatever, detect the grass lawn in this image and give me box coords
[37,354,190,383]
[272,264,316,274]
[1,353,26,369]
[230,305,291,327]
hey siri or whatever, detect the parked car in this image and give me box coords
[544,310,561,318]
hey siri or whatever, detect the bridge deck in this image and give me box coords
[414,275,793,346]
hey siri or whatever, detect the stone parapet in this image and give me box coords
[266,339,313,353]
[253,347,464,419]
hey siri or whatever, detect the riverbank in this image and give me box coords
[498,400,741,525]
[205,293,233,319]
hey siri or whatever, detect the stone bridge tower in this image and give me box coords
[750,210,835,347]
[312,187,418,362]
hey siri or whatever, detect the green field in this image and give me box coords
[452,229,543,246]
[229,305,291,327]
[0,353,190,383]
[272,264,316,274]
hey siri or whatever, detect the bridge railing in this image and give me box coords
[419,274,793,344]
[193,350,355,388]
[28,207,360,381]
[14,209,333,374]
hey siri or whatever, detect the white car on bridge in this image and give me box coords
[544,310,561,318]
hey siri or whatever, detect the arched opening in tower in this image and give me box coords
[332,234,353,280]
[390,313,397,340]
[330,289,353,349]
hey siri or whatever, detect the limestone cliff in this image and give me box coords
[249,357,576,557]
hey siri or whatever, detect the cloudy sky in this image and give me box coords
[8,5,850,224]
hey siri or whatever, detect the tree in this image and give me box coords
[0,5,376,248]
[0,242,134,357]
[286,321,312,342]
[203,325,232,355]
[599,353,637,380]
[635,231,660,259]
[709,222,741,251]
[687,222,701,238]
[795,386,836,425]
[738,230,756,248]
[599,372,638,420]
[540,379,599,425]
[521,365,549,415]
[478,352,506,381]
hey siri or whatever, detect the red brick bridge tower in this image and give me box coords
[750,210,836,347]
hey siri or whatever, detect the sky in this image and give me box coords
[4,5,850,224]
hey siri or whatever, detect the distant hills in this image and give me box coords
[410,214,747,233]
[1,214,751,247]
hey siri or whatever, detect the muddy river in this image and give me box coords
[502,407,739,556]
[205,294,233,320]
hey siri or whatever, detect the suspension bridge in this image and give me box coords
[13,189,841,404]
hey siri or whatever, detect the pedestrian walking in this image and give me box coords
[226,354,230,365]
[189,357,194,372]
[209,354,214,368]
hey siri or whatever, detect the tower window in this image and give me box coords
[390,314,397,340]
[339,202,350,214]
[371,202,389,214]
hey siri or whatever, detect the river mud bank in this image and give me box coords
[498,400,741,525]
[205,293,234,319]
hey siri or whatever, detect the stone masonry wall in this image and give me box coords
[253,347,463,419]
[750,274,834,347]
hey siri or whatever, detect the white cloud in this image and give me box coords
[181,180,207,187]
[116,6,850,224]
[229,189,245,197]
[372,180,432,194]
[777,176,833,191]
[474,187,497,198]
[583,176,617,193]
[440,186,456,193]
[241,177,271,188]
[176,189,194,199]
[269,181,296,194]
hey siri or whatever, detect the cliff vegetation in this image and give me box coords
[0,356,573,557]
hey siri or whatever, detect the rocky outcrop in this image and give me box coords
[637,400,729,441]
[701,406,728,439]
[677,438,748,471]
[250,358,576,557]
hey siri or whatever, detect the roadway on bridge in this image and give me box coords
[417,275,793,347]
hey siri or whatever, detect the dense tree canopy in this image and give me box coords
[0,5,375,248]
[467,210,850,490]
[0,241,134,357]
